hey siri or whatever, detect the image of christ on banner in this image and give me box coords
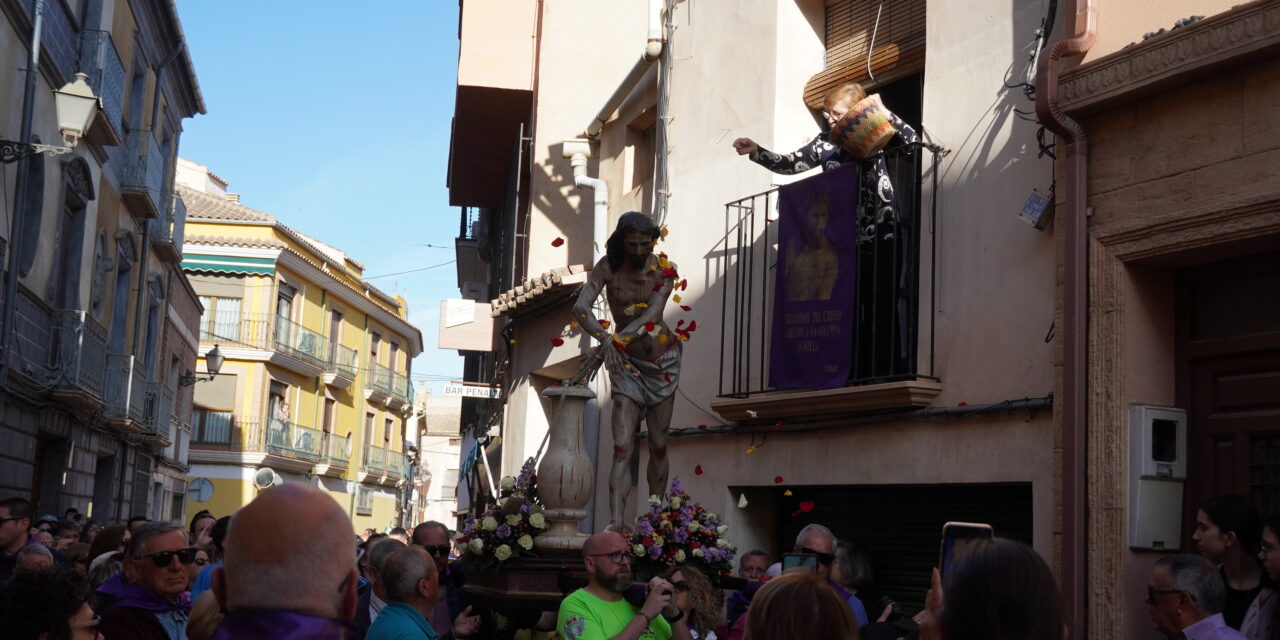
[769,163,859,390]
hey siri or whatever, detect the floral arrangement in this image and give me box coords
[456,457,548,571]
[629,477,736,580]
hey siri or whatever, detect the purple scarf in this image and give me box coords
[96,572,186,613]
[211,609,356,640]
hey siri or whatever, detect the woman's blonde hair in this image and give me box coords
[823,82,867,112]
[186,591,225,640]
[745,571,859,640]
[661,565,722,637]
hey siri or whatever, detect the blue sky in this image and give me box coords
[175,0,464,392]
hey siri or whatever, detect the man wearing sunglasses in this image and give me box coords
[768,524,869,627]
[1148,554,1246,640]
[97,522,192,640]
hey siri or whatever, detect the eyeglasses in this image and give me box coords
[799,547,835,566]
[420,544,451,557]
[587,551,633,565]
[193,558,210,567]
[138,548,198,567]
[1146,586,1192,604]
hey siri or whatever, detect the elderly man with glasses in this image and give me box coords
[97,522,193,640]
[557,531,692,640]
[1148,553,1247,640]
[765,523,869,627]
[411,521,480,639]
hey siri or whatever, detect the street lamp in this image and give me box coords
[0,73,99,164]
[180,345,224,387]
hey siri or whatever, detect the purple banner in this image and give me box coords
[769,163,859,390]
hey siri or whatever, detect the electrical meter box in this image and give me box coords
[1128,405,1187,550]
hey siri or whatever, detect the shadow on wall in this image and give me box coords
[535,141,598,272]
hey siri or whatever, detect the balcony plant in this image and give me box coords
[628,477,737,581]
[456,457,548,573]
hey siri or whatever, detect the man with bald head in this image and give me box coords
[557,531,691,640]
[212,483,359,639]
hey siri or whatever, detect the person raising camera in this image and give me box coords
[557,531,692,640]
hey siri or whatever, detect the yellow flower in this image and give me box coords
[509,338,517,344]
[657,334,669,344]
[674,549,686,562]
[660,226,669,239]
[673,294,682,303]
[518,535,534,550]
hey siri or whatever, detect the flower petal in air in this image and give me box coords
[551,237,565,247]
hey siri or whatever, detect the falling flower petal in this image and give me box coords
[673,294,682,303]
[783,490,793,496]
[677,334,689,341]
[509,339,517,344]
[550,337,564,347]
[677,319,685,327]
[774,476,784,484]
[570,321,580,329]
[697,424,707,429]
[661,267,679,279]
[746,446,758,455]
[599,320,611,329]
[624,304,637,316]
[657,334,669,344]
[681,280,688,291]
[773,420,783,430]
[694,464,703,475]
[653,283,663,292]
[687,320,698,332]
[680,305,692,311]
[636,303,648,309]
[660,226,669,239]
[551,237,565,247]
[645,322,656,332]
[789,501,817,518]
[738,493,749,508]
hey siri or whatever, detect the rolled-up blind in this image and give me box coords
[804,0,926,110]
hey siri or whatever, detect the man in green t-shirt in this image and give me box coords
[558,531,693,640]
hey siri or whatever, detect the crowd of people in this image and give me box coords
[0,490,1275,639]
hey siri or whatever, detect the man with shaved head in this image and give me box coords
[557,531,692,640]
[212,483,359,639]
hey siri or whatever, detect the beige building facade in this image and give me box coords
[445,0,1277,635]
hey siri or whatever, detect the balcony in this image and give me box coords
[150,191,187,263]
[316,432,352,477]
[6,287,52,385]
[272,315,327,374]
[710,142,942,424]
[49,310,106,410]
[191,410,238,448]
[265,420,324,463]
[78,30,125,146]
[366,362,412,409]
[121,128,166,219]
[140,381,176,447]
[196,311,327,376]
[385,450,409,481]
[322,343,358,389]
[104,354,148,429]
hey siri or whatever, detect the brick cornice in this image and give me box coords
[1059,0,1280,115]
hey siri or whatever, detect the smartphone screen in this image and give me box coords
[938,521,993,575]
[782,552,819,573]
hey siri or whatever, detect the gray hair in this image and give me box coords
[1155,554,1225,614]
[795,524,835,548]
[367,538,406,574]
[16,543,54,564]
[126,522,186,557]
[739,549,771,571]
[382,545,434,601]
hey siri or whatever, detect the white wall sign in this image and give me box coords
[442,383,502,399]
[444,299,476,328]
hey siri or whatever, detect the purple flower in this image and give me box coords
[520,503,531,514]
[669,477,684,495]
[672,529,688,544]
[496,524,512,539]
[648,544,663,559]
[635,521,654,537]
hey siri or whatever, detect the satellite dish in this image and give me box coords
[253,467,283,490]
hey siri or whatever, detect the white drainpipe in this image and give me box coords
[563,139,609,262]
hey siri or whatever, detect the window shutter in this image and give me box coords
[804,0,926,110]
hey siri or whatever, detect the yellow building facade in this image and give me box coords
[176,159,422,534]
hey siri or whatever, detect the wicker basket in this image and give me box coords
[829,93,896,159]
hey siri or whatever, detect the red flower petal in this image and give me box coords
[680,305,692,311]
[687,320,698,332]
[661,267,679,279]
[681,280,688,291]
[645,322,655,331]
[799,501,815,512]
[773,420,783,430]
[695,464,703,475]
[550,337,564,347]
[697,424,707,429]
[551,237,565,247]
[652,283,663,292]
[677,319,685,327]
[663,373,672,383]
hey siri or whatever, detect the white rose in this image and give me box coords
[468,538,484,554]
[717,538,728,548]
[707,513,718,520]
[500,476,517,492]
[717,525,728,535]
[634,544,646,556]
[495,544,512,561]
[671,497,682,509]
[529,512,547,529]
[506,514,522,526]
[686,522,700,533]
[692,548,704,558]
[482,516,498,531]
[518,535,534,550]
[649,495,661,505]
[674,549,686,563]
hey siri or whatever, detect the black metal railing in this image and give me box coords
[717,142,939,398]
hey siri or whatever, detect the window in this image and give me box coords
[276,282,296,319]
[356,486,373,515]
[17,148,45,276]
[323,398,336,434]
[384,418,394,444]
[389,342,399,370]
[365,412,376,448]
[370,332,381,365]
[329,310,343,360]
[804,0,925,121]
[198,296,242,344]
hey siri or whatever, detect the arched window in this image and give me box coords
[17,143,45,276]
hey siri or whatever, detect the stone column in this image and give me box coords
[534,384,595,550]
